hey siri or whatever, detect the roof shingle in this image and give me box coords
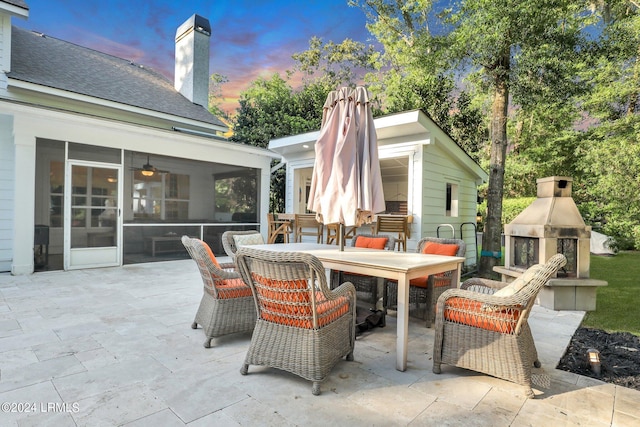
[7,26,225,128]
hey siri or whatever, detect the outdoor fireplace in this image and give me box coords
[495,176,607,310]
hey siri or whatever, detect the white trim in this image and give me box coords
[1,101,279,161]
[0,3,29,18]
[6,79,228,133]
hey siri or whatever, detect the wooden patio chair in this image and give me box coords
[294,213,324,243]
[235,247,356,395]
[181,236,256,348]
[267,213,292,244]
[375,215,408,251]
[325,223,357,245]
[331,234,395,310]
[221,230,263,262]
[432,253,567,398]
[384,236,466,327]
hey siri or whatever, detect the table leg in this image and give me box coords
[452,263,462,288]
[396,274,409,371]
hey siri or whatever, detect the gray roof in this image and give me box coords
[7,26,226,128]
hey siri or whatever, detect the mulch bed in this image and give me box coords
[557,327,640,391]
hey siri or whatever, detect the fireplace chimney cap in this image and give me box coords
[537,176,572,198]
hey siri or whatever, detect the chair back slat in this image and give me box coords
[375,215,408,251]
[294,213,324,243]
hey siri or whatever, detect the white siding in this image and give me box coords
[420,140,479,266]
[0,114,13,271]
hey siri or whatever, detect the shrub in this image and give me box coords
[477,197,536,231]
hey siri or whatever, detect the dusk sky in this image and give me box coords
[14,0,372,115]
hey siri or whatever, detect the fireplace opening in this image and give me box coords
[512,237,539,269]
[557,238,577,278]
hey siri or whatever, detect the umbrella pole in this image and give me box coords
[339,223,345,252]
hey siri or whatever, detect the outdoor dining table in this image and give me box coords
[245,242,465,371]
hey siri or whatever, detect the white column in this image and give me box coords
[11,117,36,274]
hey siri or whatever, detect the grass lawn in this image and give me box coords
[583,251,640,336]
[477,246,640,335]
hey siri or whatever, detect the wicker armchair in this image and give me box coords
[235,247,357,396]
[330,234,395,310]
[432,253,567,398]
[182,236,256,348]
[385,237,466,327]
[221,230,263,262]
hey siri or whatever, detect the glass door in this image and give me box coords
[64,161,121,270]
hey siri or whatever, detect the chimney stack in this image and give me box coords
[174,14,211,108]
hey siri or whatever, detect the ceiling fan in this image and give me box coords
[131,155,169,177]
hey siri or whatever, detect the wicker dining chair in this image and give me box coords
[181,236,256,348]
[330,234,395,310]
[432,253,567,399]
[235,247,356,396]
[385,236,466,327]
[221,230,263,262]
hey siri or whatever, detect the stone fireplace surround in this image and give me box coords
[494,176,607,311]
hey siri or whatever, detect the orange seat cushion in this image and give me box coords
[215,277,253,299]
[442,297,521,334]
[422,242,459,256]
[251,273,350,329]
[355,236,388,250]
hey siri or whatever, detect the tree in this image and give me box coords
[208,73,230,120]
[573,0,640,248]
[349,0,460,129]
[291,36,377,88]
[229,74,334,212]
[351,0,589,276]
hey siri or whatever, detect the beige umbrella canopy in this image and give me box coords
[307,86,385,248]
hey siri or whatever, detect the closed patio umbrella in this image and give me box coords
[307,86,385,250]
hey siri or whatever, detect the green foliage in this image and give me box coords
[350,0,488,153]
[230,74,327,149]
[573,115,640,249]
[229,74,335,212]
[292,36,377,87]
[207,73,230,120]
[213,0,639,253]
[477,197,536,230]
[584,252,640,335]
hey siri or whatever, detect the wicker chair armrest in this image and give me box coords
[438,287,527,308]
[327,281,357,304]
[218,262,238,272]
[210,264,242,280]
[460,277,507,293]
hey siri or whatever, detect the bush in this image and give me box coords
[477,197,536,231]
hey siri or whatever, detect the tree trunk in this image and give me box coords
[479,60,510,277]
[627,45,639,116]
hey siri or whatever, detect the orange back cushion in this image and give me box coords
[198,239,221,268]
[251,273,349,329]
[355,236,388,250]
[422,242,459,256]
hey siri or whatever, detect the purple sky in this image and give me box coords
[13,0,372,115]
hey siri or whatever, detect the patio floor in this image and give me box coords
[1,259,638,426]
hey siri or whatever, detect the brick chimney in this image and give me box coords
[174,14,210,108]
